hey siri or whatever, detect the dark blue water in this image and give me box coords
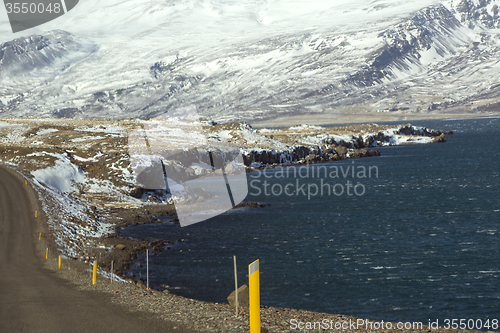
[121,117,500,325]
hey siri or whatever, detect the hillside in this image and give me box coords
[1,0,500,122]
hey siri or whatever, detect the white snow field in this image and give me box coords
[1,0,500,122]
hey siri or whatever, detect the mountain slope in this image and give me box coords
[0,0,499,122]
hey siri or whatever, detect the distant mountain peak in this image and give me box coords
[1,1,500,121]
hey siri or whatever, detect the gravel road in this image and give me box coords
[0,165,199,333]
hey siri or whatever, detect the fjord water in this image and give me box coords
[122,118,500,324]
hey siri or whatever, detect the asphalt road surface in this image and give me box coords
[0,166,197,333]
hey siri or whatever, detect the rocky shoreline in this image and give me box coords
[38,200,488,333]
[43,227,487,333]
[242,124,451,167]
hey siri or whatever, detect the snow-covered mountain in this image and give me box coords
[1,0,500,122]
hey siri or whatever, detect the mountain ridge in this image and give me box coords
[0,0,499,122]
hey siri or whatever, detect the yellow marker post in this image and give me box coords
[92,261,97,285]
[39,233,41,240]
[249,259,260,333]
[25,180,27,185]
[35,211,37,218]
[45,248,48,259]
[58,256,61,270]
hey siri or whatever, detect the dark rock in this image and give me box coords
[328,153,340,161]
[130,187,146,198]
[335,146,348,157]
[147,195,158,203]
[338,140,354,148]
[353,136,365,149]
[433,133,446,143]
[243,152,253,166]
[374,132,391,143]
[305,154,319,163]
[116,244,126,251]
[322,137,337,145]
[234,202,270,209]
[398,125,420,135]
[364,136,374,147]
[227,284,249,308]
[292,146,311,160]
[135,158,166,189]
[352,149,370,158]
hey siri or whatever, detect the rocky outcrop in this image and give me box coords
[398,125,453,137]
[115,244,126,251]
[346,4,464,87]
[0,30,93,77]
[241,124,451,167]
[334,146,348,156]
[234,202,271,209]
[433,133,447,143]
[243,146,312,166]
[242,145,381,167]
[227,284,249,308]
[450,0,500,29]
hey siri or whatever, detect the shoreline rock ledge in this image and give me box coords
[227,284,250,309]
[231,122,452,168]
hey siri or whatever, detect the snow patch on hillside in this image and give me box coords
[32,157,85,193]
